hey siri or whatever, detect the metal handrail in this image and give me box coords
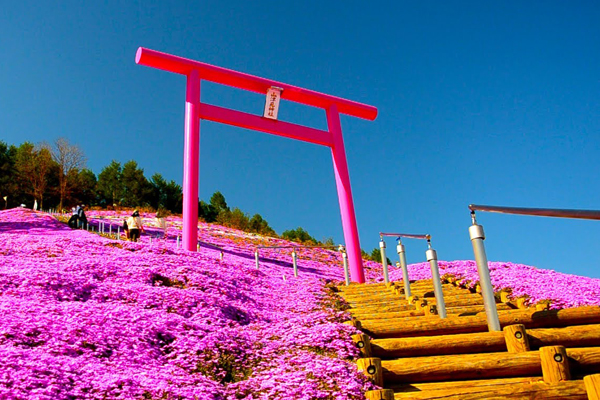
[256,245,339,250]
[380,232,430,240]
[469,204,600,220]
[254,244,348,282]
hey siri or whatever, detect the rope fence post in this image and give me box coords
[469,210,501,331]
[426,238,447,319]
[379,237,389,284]
[255,250,259,269]
[292,248,298,277]
[340,245,350,286]
[396,239,411,299]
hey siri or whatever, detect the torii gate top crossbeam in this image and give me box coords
[135,47,376,283]
[136,47,377,121]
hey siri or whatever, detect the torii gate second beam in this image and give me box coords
[136,47,377,283]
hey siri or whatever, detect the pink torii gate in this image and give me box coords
[136,47,377,283]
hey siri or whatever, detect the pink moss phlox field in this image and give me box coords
[0,208,372,399]
[385,260,600,309]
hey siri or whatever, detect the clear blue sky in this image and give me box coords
[2,1,599,278]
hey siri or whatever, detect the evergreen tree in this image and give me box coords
[72,169,97,206]
[97,161,122,207]
[249,213,277,236]
[121,160,151,207]
[282,227,318,244]
[0,141,17,208]
[150,173,182,213]
[209,191,229,215]
[369,247,392,265]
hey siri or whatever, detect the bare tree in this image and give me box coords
[51,137,86,211]
[15,142,54,209]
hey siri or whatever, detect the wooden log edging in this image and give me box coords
[349,303,513,321]
[371,323,600,358]
[585,373,600,400]
[392,379,588,399]
[361,306,600,338]
[381,347,600,383]
[364,389,394,400]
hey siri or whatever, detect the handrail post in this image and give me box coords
[469,211,501,331]
[292,248,298,277]
[255,250,260,269]
[379,238,389,284]
[340,245,350,286]
[425,239,446,318]
[396,239,411,298]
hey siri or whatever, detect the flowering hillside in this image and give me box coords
[2,208,600,399]
[0,208,378,399]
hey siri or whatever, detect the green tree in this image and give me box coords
[218,207,250,231]
[0,141,17,208]
[72,169,97,206]
[282,227,318,244]
[249,213,277,236]
[97,161,122,206]
[209,191,229,215]
[121,160,151,207]
[198,200,218,222]
[150,173,182,213]
[369,247,392,265]
[14,142,55,209]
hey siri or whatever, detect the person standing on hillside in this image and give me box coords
[155,209,167,238]
[77,205,88,230]
[127,210,144,242]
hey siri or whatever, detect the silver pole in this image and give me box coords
[255,250,260,269]
[292,249,298,277]
[341,247,350,286]
[150,237,152,244]
[109,224,112,235]
[177,235,180,249]
[469,212,501,331]
[117,226,120,240]
[220,251,224,261]
[396,240,411,298]
[379,239,389,284]
[425,240,447,318]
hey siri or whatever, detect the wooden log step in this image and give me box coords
[381,347,600,383]
[338,280,448,293]
[343,291,478,304]
[352,303,513,321]
[371,323,600,358]
[361,306,600,338]
[389,375,542,394]
[529,324,600,349]
[372,331,506,358]
[349,303,418,315]
[339,289,469,303]
[392,379,587,399]
[351,296,487,316]
[349,293,486,308]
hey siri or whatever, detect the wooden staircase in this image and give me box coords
[336,279,600,399]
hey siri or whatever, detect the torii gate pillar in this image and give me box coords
[136,47,376,283]
[182,70,201,251]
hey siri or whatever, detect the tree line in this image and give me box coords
[0,138,342,246]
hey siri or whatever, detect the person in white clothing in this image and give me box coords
[155,209,167,238]
[126,210,144,242]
